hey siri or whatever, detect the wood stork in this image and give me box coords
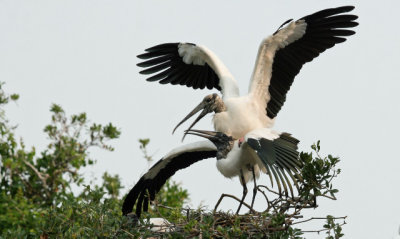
[122,128,301,217]
[137,6,358,139]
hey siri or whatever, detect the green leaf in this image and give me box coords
[139,138,150,148]
[10,94,19,101]
[50,104,64,114]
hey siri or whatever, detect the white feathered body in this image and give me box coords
[213,95,273,139]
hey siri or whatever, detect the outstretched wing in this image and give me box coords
[137,43,239,98]
[122,141,217,217]
[246,129,302,197]
[249,6,358,119]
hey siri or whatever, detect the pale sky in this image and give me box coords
[1,1,399,238]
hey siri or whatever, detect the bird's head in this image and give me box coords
[185,129,234,159]
[173,93,225,141]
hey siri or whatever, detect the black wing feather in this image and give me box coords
[246,133,302,196]
[137,43,221,91]
[266,6,358,118]
[122,150,216,217]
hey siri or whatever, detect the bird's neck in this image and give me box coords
[216,140,234,160]
[214,99,227,113]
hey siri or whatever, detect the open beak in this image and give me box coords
[184,129,219,141]
[172,101,212,141]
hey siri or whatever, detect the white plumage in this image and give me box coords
[137,6,358,140]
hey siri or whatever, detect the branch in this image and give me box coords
[24,160,51,198]
[301,221,347,234]
[292,216,347,225]
[24,160,49,187]
[213,193,256,214]
[257,185,280,196]
[319,194,337,200]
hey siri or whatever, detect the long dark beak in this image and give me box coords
[172,102,212,141]
[184,129,219,141]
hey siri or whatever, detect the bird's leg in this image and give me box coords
[250,166,257,211]
[236,169,248,215]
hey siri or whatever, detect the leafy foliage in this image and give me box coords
[0,83,119,236]
[0,82,189,238]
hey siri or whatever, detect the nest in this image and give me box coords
[126,185,323,238]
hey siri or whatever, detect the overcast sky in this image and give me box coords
[1,1,399,238]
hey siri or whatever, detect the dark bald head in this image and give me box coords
[184,129,234,160]
[173,93,226,141]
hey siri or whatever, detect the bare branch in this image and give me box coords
[293,216,347,225]
[214,193,257,214]
[24,160,49,187]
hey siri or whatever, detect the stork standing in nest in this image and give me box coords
[123,128,302,216]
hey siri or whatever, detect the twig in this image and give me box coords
[24,160,49,187]
[257,187,272,211]
[121,229,135,237]
[213,193,256,214]
[320,194,337,200]
[257,185,280,196]
[156,204,175,211]
[302,221,347,234]
[293,216,347,225]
